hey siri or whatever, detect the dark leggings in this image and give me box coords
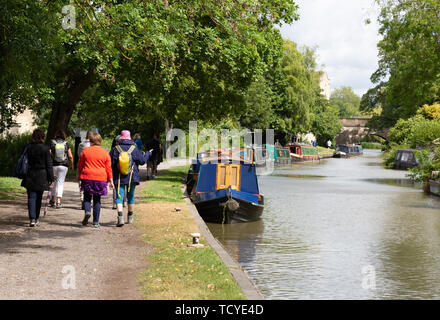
[27,190,43,221]
[84,192,101,223]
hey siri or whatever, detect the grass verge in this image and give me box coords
[0,177,25,200]
[136,166,246,300]
[317,146,335,155]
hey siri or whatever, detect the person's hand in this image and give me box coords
[49,182,55,188]
[109,181,114,190]
[149,149,153,153]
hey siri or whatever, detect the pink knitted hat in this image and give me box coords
[119,130,131,140]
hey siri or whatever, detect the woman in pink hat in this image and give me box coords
[110,130,152,227]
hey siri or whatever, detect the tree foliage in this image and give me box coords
[330,86,361,118]
[1,0,299,138]
[361,0,440,129]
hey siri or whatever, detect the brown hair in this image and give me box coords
[90,132,102,146]
[31,129,45,143]
[54,130,66,140]
[85,130,94,140]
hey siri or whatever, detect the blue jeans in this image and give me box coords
[84,192,101,223]
[27,190,43,221]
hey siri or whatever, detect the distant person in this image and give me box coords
[77,130,93,209]
[21,129,55,227]
[133,133,144,151]
[77,133,114,228]
[145,133,162,180]
[110,130,151,227]
[327,139,332,149]
[49,130,73,208]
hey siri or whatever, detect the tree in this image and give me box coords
[311,97,342,146]
[1,0,299,139]
[330,86,361,118]
[362,0,440,127]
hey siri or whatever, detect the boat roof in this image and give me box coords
[196,148,254,164]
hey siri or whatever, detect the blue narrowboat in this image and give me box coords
[333,144,363,158]
[185,148,264,223]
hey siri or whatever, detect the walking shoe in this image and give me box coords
[127,213,134,224]
[35,219,40,226]
[93,222,100,228]
[112,202,117,210]
[82,212,91,226]
[49,200,55,208]
[116,215,124,227]
[56,198,62,209]
[29,219,36,227]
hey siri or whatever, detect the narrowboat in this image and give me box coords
[285,143,319,162]
[185,148,264,224]
[333,144,363,158]
[252,145,275,176]
[393,149,418,170]
[274,146,291,166]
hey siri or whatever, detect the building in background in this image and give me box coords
[319,71,331,100]
[1,104,37,138]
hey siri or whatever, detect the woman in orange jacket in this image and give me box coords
[77,133,114,228]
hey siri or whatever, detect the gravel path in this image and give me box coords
[0,170,152,300]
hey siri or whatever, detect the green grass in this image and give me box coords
[141,166,190,202]
[361,142,384,149]
[137,166,246,300]
[0,176,26,200]
[317,146,335,155]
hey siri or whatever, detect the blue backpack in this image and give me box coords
[16,144,30,179]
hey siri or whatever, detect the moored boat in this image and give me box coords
[393,149,418,170]
[185,148,264,224]
[333,144,363,158]
[285,142,319,162]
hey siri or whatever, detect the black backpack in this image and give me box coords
[16,144,30,179]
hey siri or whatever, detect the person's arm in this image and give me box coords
[133,147,146,166]
[144,149,153,162]
[105,153,114,189]
[77,151,85,179]
[45,147,54,185]
[67,147,74,170]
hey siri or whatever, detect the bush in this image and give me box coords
[387,115,440,149]
[408,147,440,183]
[361,142,383,149]
[0,133,32,177]
[407,119,440,149]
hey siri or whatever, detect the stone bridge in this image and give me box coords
[335,117,389,145]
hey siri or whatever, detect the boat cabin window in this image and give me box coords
[216,164,241,191]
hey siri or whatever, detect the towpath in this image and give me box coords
[0,161,187,299]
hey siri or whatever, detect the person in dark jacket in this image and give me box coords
[21,129,55,227]
[145,133,162,180]
[110,130,151,227]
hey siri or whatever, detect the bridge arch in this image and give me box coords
[335,117,389,145]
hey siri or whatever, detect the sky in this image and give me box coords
[279,0,382,97]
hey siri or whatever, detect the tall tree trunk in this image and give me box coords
[46,70,95,141]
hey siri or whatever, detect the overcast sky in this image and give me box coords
[279,0,381,97]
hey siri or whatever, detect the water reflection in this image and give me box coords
[207,150,440,299]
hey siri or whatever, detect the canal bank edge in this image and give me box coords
[181,184,265,300]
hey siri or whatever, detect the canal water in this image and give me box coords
[207,149,440,299]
